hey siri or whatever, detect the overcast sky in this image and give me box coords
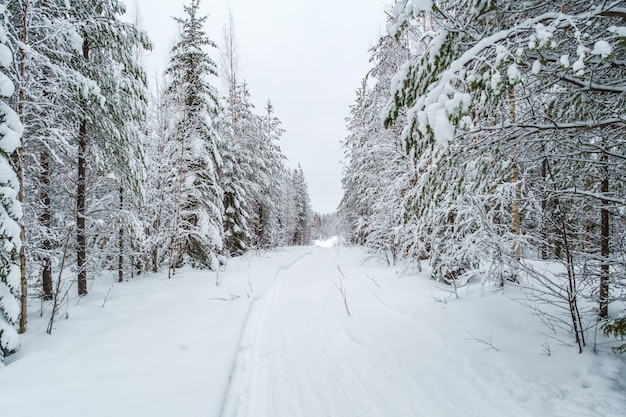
[131,0,391,213]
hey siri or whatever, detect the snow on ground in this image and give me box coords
[313,235,343,248]
[1,246,625,417]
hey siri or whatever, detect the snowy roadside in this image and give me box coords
[338,246,626,417]
[0,247,308,417]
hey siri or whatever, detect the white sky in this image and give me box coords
[130,0,390,214]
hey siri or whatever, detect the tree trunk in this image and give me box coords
[540,156,548,260]
[546,159,585,352]
[16,1,29,333]
[169,119,185,278]
[77,121,87,296]
[118,186,124,283]
[509,86,521,263]
[77,34,89,296]
[152,245,159,273]
[599,152,610,318]
[41,149,53,300]
[151,206,160,273]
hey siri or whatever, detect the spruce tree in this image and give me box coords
[339,32,414,264]
[6,0,80,304]
[73,0,150,294]
[0,8,23,363]
[290,165,313,246]
[256,99,286,248]
[165,0,224,271]
[218,82,254,256]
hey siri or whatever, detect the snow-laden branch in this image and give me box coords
[548,188,626,206]
[471,117,625,132]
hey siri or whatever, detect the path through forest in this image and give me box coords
[221,247,535,417]
[2,246,624,417]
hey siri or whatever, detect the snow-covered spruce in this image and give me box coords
[0,7,23,364]
[164,0,225,272]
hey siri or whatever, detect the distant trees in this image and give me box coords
[340,0,626,351]
[289,164,313,246]
[311,212,341,242]
[339,33,414,265]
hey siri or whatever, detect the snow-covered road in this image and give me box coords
[222,248,429,416]
[221,247,532,417]
[2,245,625,417]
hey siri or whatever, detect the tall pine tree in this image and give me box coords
[165,0,224,271]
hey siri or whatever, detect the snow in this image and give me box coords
[0,312,19,354]
[532,59,542,74]
[0,43,12,70]
[394,13,568,149]
[494,44,508,66]
[407,0,433,15]
[6,264,20,292]
[534,23,554,48]
[0,71,14,97]
[387,0,433,38]
[0,18,7,44]
[0,102,23,153]
[314,235,343,248]
[433,107,454,145]
[608,26,626,37]
[573,45,590,76]
[490,70,502,91]
[529,23,554,50]
[507,63,520,83]
[0,280,20,324]
[560,54,570,68]
[1,246,625,416]
[592,40,613,58]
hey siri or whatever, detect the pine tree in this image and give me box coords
[290,165,313,246]
[256,99,287,248]
[165,0,224,271]
[0,7,23,363]
[339,31,415,265]
[217,14,251,256]
[217,15,288,253]
[141,81,179,273]
[5,0,79,305]
[218,82,255,256]
[69,0,150,294]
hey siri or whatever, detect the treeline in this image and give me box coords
[0,0,314,363]
[339,0,626,352]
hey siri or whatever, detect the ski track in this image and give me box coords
[219,249,313,417]
[219,247,532,417]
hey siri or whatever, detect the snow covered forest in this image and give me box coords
[339,0,626,354]
[0,0,317,362]
[1,0,626,407]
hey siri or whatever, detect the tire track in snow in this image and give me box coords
[218,249,313,417]
[229,248,438,417]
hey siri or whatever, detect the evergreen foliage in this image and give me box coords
[340,0,626,351]
[0,7,22,363]
[0,0,325,359]
[164,0,224,271]
[290,165,313,246]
